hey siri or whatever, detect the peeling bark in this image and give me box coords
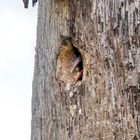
[31,0,140,140]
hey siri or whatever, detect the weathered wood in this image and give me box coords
[31,0,140,139]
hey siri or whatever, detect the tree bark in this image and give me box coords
[31,0,140,140]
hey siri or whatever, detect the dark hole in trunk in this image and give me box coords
[72,46,83,81]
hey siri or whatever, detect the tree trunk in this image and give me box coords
[31,0,140,140]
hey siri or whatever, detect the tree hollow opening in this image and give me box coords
[56,43,84,85]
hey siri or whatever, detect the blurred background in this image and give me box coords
[0,0,37,140]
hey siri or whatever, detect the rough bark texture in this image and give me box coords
[31,0,140,140]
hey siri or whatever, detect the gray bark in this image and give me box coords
[31,0,140,140]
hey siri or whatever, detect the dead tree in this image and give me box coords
[31,0,140,139]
